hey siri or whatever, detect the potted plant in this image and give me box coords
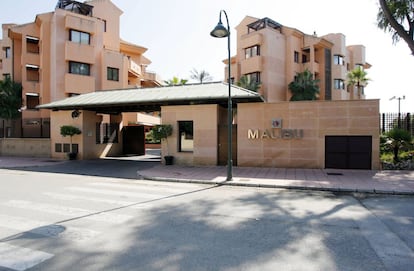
[60,125,81,160]
[152,124,173,165]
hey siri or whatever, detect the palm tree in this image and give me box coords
[0,77,22,137]
[385,128,412,162]
[236,75,261,92]
[347,66,370,99]
[288,69,320,101]
[164,76,188,86]
[0,77,22,120]
[190,68,212,84]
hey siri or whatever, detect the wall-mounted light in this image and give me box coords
[71,110,81,119]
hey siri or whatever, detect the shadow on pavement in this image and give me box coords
[8,158,159,180]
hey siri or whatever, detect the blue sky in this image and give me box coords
[1,0,413,112]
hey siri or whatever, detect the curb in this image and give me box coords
[137,174,414,196]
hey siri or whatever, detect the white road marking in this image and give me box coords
[89,182,195,193]
[0,243,53,271]
[2,200,131,224]
[0,214,100,242]
[66,186,169,199]
[44,192,136,206]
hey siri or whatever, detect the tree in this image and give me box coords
[190,68,212,84]
[151,124,173,156]
[236,75,261,92]
[377,0,414,55]
[288,69,320,101]
[346,66,370,99]
[152,124,174,164]
[0,77,22,137]
[60,125,82,158]
[384,128,412,162]
[164,76,188,86]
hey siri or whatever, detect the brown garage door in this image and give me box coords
[325,136,372,169]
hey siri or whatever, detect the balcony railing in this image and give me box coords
[241,56,263,75]
[128,59,141,76]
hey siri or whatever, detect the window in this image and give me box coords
[69,61,90,76]
[302,48,310,63]
[334,55,344,65]
[334,79,345,90]
[69,29,90,45]
[26,36,40,54]
[5,47,11,58]
[302,54,308,63]
[26,64,40,82]
[178,121,194,152]
[103,19,107,32]
[246,72,261,83]
[245,45,260,59]
[26,93,40,109]
[107,67,119,81]
[294,51,299,63]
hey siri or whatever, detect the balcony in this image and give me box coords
[65,73,95,94]
[240,32,263,49]
[241,56,263,75]
[25,53,40,67]
[65,14,95,34]
[142,71,163,87]
[65,41,95,64]
[23,81,40,93]
[128,59,142,77]
[303,61,320,73]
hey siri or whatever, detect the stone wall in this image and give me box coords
[237,99,380,169]
[0,138,51,157]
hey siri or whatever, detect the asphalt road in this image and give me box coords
[0,166,413,271]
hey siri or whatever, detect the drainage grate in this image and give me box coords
[326,172,343,176]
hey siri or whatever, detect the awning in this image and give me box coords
[37,82,264,113]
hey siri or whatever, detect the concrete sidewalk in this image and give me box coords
[138,164,414,195]
[1,156,413,195]
[0,156,67,168]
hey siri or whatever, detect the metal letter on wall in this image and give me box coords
[248,129,259,139]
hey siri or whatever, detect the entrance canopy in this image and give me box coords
[38,82,264,114]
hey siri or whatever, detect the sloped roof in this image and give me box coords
[38,82,264,113]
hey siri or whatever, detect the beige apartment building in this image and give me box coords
[227,16,371,102]
[0,0,161,138]
[1,9,380,170]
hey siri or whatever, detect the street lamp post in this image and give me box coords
[210,10,232,181]
[390,95,405,128]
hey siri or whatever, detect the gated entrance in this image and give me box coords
[122,126,145,155]
[325,136,372,169]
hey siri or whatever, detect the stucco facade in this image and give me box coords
[50,110,123,160]
[0,0,161,138]
[161,105,219,166]
[227,16,371,103]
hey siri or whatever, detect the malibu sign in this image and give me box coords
[248,118,304,140]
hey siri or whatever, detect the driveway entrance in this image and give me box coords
[325,136,372,169]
